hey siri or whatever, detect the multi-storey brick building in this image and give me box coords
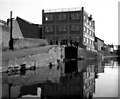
[42,7,95,50]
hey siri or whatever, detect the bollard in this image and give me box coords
[49,62,53,69]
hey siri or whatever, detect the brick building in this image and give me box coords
[42,7,95,50]
[95,37,104,52]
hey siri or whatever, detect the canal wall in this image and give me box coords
[78,48,102,60]
[2,45,103,72]
[2,45,59,72]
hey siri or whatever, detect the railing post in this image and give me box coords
[9,11,14,50]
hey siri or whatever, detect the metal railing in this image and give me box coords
[44,7,82,13]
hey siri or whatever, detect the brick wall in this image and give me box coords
[42,10,84,48]
[16,17,42,39]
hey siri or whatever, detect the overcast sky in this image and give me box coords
[0,0,119,45]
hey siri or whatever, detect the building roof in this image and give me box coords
[95,36,104,42]
[43,7,82,13]
[43,7,91,14]
[43,7,94,21]
[16,17,41,27]
[0,19,7,25]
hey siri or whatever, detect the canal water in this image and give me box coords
[1,57,119,99]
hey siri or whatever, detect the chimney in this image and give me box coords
[89,15,92,21]
[81,7,84,11]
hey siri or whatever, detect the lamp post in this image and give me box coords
[9,11,14,50]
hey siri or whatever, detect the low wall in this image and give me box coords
[78,48,102,59]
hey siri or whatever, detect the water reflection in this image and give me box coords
[2,58,119,99]
[18,84,41,98]
[93,58,118,97]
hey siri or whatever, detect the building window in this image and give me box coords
[58,25,67,31]
[89,21,91,26]
[88,39,91,44]
[88,39,90,44]
[84,26,85,32]
[76,36,80,42]
[83,72,86,79]
[58,14,67,20]
[84,37,87,43]
[86,38,88,43]
[71,25,74,31]
[90,31,92,36]
[88,28,90,34]
[84,15,87,22]
[86,38,90,44]
[90,40,92,45]
[91,32,93,36]
[90,21,92,26]
[84,85,86,90]
[70,25,80,31]
[91,41,94,45]
[45,14,53,21]
[86,28,88,33]
[76,25,80,31]
[45,17,48,21]
[84,26,87,32]
[58,14,62,20]
[91,40,93,45]
[87,19,89,24]
[91,32,94,37]
[93,32,95,37]
[45,26,53,32]
[71,13,80,20]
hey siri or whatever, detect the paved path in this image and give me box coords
[2,45,56,61]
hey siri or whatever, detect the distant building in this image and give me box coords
[95,37,104,52]
[108,44,114,53]
[103,44,112,53]
[42,7,95,50]
[0,19,9,46]
[0,19,7,26]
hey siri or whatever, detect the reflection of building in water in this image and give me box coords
[64,60,78,73]
[41,61,95,99]
[2,60,96,98]
[18,84,41,98]
[102,58,116,68]
[2,83,41,98]
[95,61,104,74]
[117,57,120,65]
[82,65,95,97]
